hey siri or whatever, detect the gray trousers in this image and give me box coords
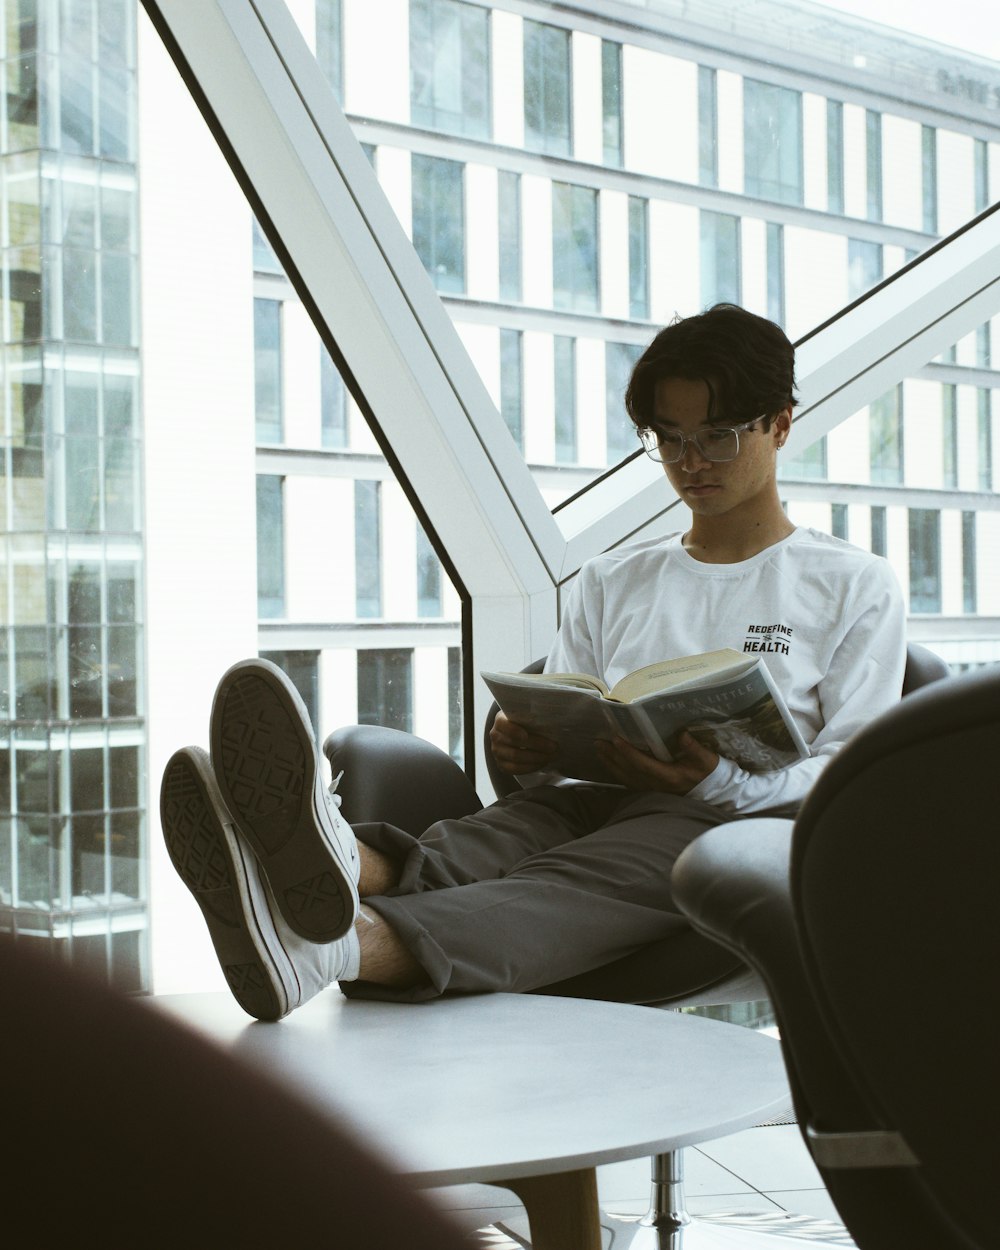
[344,785,730,1001]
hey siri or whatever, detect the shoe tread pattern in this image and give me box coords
[216,674,307,850]
[214,669,353,942]
[161,754,285,1022]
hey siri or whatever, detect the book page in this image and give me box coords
[609,648,749,704]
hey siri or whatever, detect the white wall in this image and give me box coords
[139,12,258,995]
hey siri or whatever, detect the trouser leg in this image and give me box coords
[347,787,727,1001]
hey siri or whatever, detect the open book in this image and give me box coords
[481,648,809,785]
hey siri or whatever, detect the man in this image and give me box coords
[162,304,905,1021]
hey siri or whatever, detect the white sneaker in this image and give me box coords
[160,747,359,1021]
[209,657,360,944]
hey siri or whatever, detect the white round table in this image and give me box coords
[152,990,791,1249]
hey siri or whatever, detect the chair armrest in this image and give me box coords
[672,818,875,1132]
[323,725,483,836]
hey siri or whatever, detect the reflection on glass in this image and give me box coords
[410,0,490,139]
[552,182,598,313]
[358,649,413,732]
[411,153,465,293]
[523,18,571,157]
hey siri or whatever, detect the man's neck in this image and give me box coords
[683,510,796,565]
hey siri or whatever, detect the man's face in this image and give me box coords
[651,377,791,520]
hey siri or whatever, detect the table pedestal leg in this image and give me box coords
[497,1150,852,1248]
[505,1168,603,1250]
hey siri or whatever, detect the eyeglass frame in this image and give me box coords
[636,415,770,464]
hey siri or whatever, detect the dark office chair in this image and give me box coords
[323,642,949,1245]
[1,936,468,1248]
[670,660,999,1249]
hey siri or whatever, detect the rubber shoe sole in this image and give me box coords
[209,658,359,944]
[160,746,296,1022]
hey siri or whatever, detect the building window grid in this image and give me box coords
[1,0,145,989]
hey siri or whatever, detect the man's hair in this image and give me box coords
[624,304,798,429]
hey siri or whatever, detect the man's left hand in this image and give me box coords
[595,731,719,795]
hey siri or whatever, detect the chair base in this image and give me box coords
[496,1208,855,1248]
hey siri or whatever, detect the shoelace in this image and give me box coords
[327,768,345,809]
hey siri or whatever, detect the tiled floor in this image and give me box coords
[426,1122,856,1246]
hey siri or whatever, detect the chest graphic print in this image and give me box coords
[743,623,793,656]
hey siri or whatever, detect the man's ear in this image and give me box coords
[772,407,793,448]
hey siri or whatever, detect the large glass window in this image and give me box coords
[416,524,443,617]
[743,80,803,205]
[908,509,941,614]
[254,297,282,442]
[978,390,993,492]
[410,0,490,139]
[866,110,883,222]
[921,125,937,235]
[320,344,347,448]
[700,211,741,307]
[827,100,844,214]
[411,154,465,294]
[498,171,522,302]
[357,649,413,731]
[552,182,598,313]
[962,512,977,614]
[628,196,649,321]
[606,341,641,463]
[500,327,523,449]
[354,479,382,618]
[256,474,285,618]
[523,18,571,156]
[554,335,577,464]
[870,386,903,485]
[601,40,623,167]
[698,66,718,188]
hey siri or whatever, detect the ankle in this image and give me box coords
[358,845,400,897]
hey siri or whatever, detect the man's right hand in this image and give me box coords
[489,711,558,775]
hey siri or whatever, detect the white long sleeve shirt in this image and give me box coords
[543,528,906,814]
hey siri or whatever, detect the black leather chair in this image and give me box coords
[671,660,999,1249]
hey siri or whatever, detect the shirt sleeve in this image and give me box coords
[543,566,601,677]
[687,559,907,814]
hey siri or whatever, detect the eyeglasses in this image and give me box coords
[637,416,766,464]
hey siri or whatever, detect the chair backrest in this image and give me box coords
[788,662,1000,1249]
[485,643,949,799]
